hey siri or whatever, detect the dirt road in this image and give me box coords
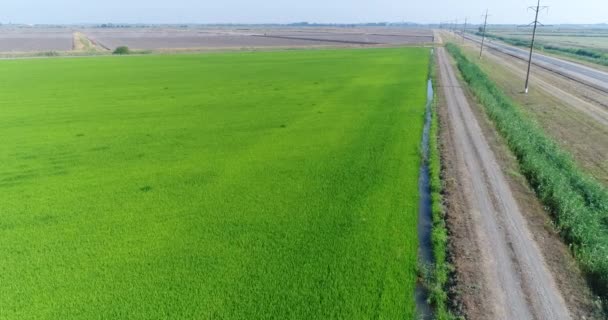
[436,47,572,319]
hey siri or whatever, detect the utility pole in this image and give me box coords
[524,0,548,94]
[462,17,468,43]
[479,10,489,58]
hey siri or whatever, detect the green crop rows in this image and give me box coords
[447,43,608,301]
[0,48,429,319]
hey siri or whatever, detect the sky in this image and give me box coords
[1,0,606,25]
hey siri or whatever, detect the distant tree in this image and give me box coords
[113,46,130,55]
[40,51,59,57]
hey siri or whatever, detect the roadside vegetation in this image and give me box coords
[475,32,608,66]
[446,42,608,307]
[0,47,429,318]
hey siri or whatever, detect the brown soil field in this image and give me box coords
[83,27,433,51]
[260,28,433,44]
[0,28,73,52]
[0,27,432,53]
[86,32,335,50]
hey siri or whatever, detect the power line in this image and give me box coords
[462,17,468,43]
[479,10,489,58]
[524,0,549,94]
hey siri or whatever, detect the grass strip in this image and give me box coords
[427,50,458,320]
[446,42,608,302]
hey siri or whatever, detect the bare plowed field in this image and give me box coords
[85,28,433,50]
[0,27,432,53]
[86,31,333,49]
[0,29,73,52]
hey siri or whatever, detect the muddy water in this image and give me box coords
[415,77,435,320]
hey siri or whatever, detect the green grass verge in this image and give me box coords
[0,47,429,318]
[476,32,608,67]
[427,52,456,320]
[446,42,608,302]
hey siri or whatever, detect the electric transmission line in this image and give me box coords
[524,0,548,94]
[462,17,468,43]
[479,10,489,58]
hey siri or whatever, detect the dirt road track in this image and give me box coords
[436,47,572,319]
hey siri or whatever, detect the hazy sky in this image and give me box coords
[2,0,606,25]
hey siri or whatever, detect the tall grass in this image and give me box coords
[446,43,608,300]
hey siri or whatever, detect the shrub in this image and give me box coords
[113,46,130,55]
[38,51,60,57]
[446,43,608,299]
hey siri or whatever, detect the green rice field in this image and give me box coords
[0,47,429,319]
